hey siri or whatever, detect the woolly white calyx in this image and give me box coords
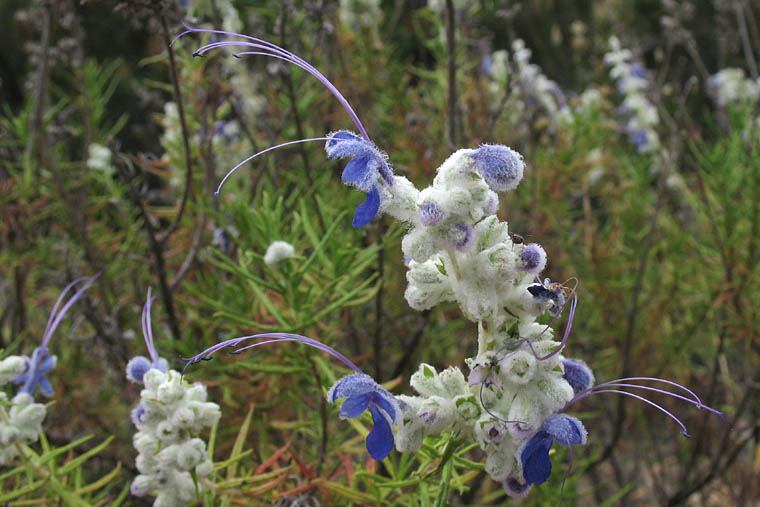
[131,369,220,504]
[0,392,46,466]
[0,356,27,385]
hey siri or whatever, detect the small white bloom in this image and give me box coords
[264,241,295,269]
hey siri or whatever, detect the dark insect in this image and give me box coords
[511,233,524,244]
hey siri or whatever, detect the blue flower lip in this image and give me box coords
[521,414,586,486]
[328,372,399,460]
[325,130,395,228]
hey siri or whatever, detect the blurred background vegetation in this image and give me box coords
[0,0,758,504]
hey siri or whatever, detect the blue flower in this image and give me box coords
[521,414,587,486]
[629,129,651,153]
[325,131,394,228]
[13,347,56,398]
[419,202,446,227]
[131,404,147,426]
[328,372,399,460]
[126,355,169,384]
[469,144,525,192]
[561,358,594,395]
[518,243,547,273]
[11,275,98,400]
[125,288,170,386]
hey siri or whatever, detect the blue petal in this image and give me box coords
[340,394,370,418]
[562,359,594,395]
[521,431,554,485]
[325,132,375,160]
[12,373,29,385]
[329,373,379,402]
[326,130,361,148]
[341,156,373,190]
[126,356,152,384]
[38,376,54,397]
[366,405,394,460]
[470,145,524,192]
[543,414,586,446]
[371,391,398,422]
[352,187,381,228]
[39,355,56,374]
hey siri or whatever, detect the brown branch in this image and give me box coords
[445,0,458,149]
[121,155,182,340]
[157,14,194,244]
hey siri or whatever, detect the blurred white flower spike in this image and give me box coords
[127,288,221,505]
[1,275,97,466]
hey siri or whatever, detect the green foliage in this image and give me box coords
[0,434,126,505]
[0,0,756,504]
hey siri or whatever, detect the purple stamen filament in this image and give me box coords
[571,389,691,436]
[42,274,99,350]
[215,137,330,194]
[478,377,526,428]
[172,25,370,141]
[183,333,362,376]
[491,293,578,366]
[142,288,160,364]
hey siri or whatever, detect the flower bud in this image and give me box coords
[470,145,525,192]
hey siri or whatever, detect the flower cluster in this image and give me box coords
[264,240,295,269]
[178,28,724,499]
[708,68,760,106]
[0,357,44,466]
[128,290,221,506]
[604,36,660,153]
[483,40,571,128]
[0,276,96,466]
[510,39,571,125]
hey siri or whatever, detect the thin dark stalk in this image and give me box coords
[668,391,756,505]
[743,0,760,55]
[12,265,27,340]
[309,357,328,476]
[734,0,759,79]
[121,156,182,340]
[374,226,385,380]
[279,8,314,189]
[484,86,512,142]
[392,310,431,379]
[588,164,666,472]
[445,0,458,149]
[26,0,52,169]
[278,8,327,232]
[158,14,194,244]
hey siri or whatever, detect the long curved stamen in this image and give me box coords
[542,293,577,360]
[41,274,99,349]
[592,377,706,410]
[592,383,726,420]
[183,333,362,375]
[215,137,330,194]
[567,389,691,436]
[478,381,526,428]
[175,24,313,71]
[493,292,578,364]
[44,277,88,338]
[173,26,370,141]
[142,288,159,364]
